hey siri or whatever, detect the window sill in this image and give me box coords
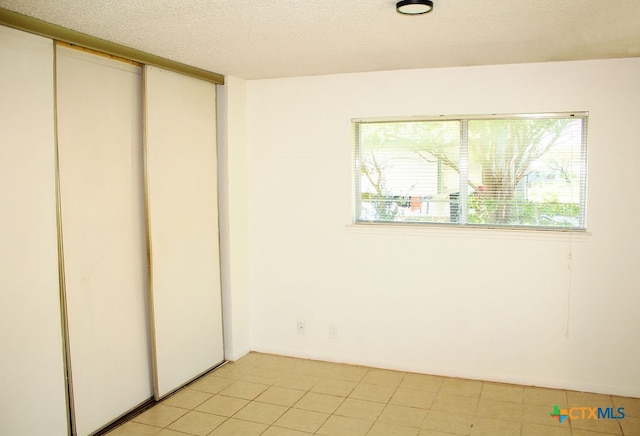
[346,222,591,241]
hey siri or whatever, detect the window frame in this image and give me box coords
[353,112,588,231]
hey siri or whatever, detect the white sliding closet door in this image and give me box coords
[144,66,224,399]
[56,46,152,435]
[0,26,68,436]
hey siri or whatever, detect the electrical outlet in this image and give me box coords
[329,325,338,339]
[297,321,305,335]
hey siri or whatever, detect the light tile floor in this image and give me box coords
[106,353,640,436]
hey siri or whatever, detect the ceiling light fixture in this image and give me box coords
[396,0,433,15]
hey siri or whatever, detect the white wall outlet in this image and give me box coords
[297,321,305,335]
[329,324,338,339]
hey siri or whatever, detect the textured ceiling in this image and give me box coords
[1,0,640,80]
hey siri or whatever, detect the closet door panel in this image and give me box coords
[0,26,68,436]
[56,46,152,435]
[144,66,224,398]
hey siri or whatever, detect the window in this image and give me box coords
[354,113,587,230]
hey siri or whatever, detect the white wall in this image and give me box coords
[218,76,252,360]
[244,59,640,397]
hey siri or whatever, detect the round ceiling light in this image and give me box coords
[396,0,434,15]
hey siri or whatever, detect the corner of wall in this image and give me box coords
[217,76,251,361]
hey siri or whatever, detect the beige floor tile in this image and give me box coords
[230,352,266,370]
[100,354,640,436]
[523,386,568,406]
[274,374,319,391]
[571,430,621,436]
[132,404,188,428]
[273,408,330,433]
[523,403,566,428]
[255,386,306,407]
[419,430,460,436]
[619,415,640,435]
[400,373,444,393]
[569,412,623,434]
[154,429,188,435]
[469,416,521,436]
[106,421,162,436]
[390,388,436,409]
[431,392,479,415]
[209,364,247,380]
[521,422,571,436]
[245,366,283,382]
[241,374,279,386]
[194,395,249,417]
[162,388,213,409]
[207,418,267,435]
[349,382,396,403]
[421,410,473,435]
[218,380,269,400]
[566,391,614,408]
[335,398,386,421]
[166,410,225,435]
[294,391,345,413]
[441,378,483,397]
[361,368,406,387]
[261,426,314,436]
[260,360,302,376]
[367,422,420,436]
[188,375,234,394]
[377,404,429,428]
[480,383,523,403]
[317,415,373,436]
[312,378,357,397]
[612,396,640,418]
[326,364,368,382]
[297,359,341,378]
[232,401,288,425]
[475,398,523,422]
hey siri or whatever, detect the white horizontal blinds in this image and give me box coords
[56,45,152,435]
[0,26,68,436]
[356,113,587,229]
[466,117,586,228]
[144,65,224,399]
[357,120,461,223]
